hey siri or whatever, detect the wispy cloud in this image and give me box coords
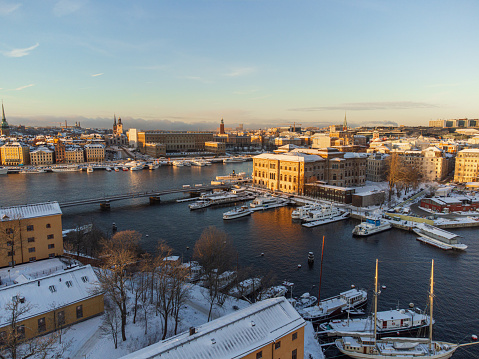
[53,0,85,16]
[224,67,255,77]
[3,43,39,58]
[15,84,35,91]
[91,73,104,77]
[0,2,21,15]
[289,101,439,111]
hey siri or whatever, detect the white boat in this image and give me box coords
[172,160,185,167]
[257,285,288,300]
[122,167,129,171]
[302,209,349,227]
[0,166,7,175]
[318,306,432,339]
[105,166,112,172]
[148,163,160,170]
[114,167,120,172]
[51,165,81,173]
[191,159,207,166]
[130,165,144,171]
[335,260,461,359]
[291,204,322,220]
[223,205,252,220]
[413,223,467,250]
[223,157,245,163]
[215,171,247,181]
[352,217,392,237]
[189,200,211,210]
[298,288,368,323]
[20,168,46,174]
[289,292,318,309]
[86,166,94,173]
[250,194,289,210]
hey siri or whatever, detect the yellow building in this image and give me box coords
[0,142,30,166]
[144,143,167,157]
[0,264,104,341]
[137,131,214,153]
[454,149,479,183]
[84,144,105,162]
[65,147,85,163]
[0,202,63,268]
[205,141,226,154]
[29,146,54,166]
[119,297,305,359]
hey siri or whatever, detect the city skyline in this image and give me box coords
[1,0,478,129]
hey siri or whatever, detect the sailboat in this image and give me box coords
[298,236,368,323]
[334,259,462,359]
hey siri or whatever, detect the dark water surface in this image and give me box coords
[1,163,479,358]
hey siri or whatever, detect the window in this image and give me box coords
[46,223,51,228]
[29,257,36,262]
[49,253,55,258]
[292,349,298,359]
[47,234,54,239]
[57,311,65,326]
[7,251,15,257]
[38,317,46,333]
[17,325,25,339]
[275,341,281,350]
[76,305,83,319]
[81,276,89,283]
[49,285,56,293]
[6,241,13,246]
[48,244,55,249]
[292,332,298,340]
[65,280,73,288]
[28,237,35,243]
[5,228,13,234]
[28,247,35,253]
[256,351,263,359]
[27,225,34,231]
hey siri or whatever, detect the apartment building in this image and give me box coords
[454,149,479,183]
[394,147,451,181]
[119,297,305,359]
[29,146,54,166]
[84,143,105,162]
[0,202,63,268]
[65,146,85,163]
[0,142,30,165]
[144,143,167,157]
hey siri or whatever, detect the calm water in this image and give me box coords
[1,163,479,358]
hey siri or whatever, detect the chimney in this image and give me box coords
[189,327,196,336]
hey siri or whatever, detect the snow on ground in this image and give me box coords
[59,282,323,359]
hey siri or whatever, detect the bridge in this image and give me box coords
[58,184,230,209]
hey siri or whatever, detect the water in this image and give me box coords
[2,163,479,358]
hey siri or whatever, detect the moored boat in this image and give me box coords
[189,200,211,210]
[223,205,252,220]
[352,217,392,237]
[250,194,289,210]
[51,165,80,173]
[302,210,349,227]
[413,223,467,250]
[0,166,8,175]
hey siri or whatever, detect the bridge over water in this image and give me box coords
[58,184,230,209]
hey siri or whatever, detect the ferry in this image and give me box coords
[250,194,289,210]
[86,166,94,173]
[20,167,47,174]
[352,217,392,237]
[51,165,81,173]
[0,166,7,175]
[223,157,245,163]
[413,223,467,250]
[291,204,322,220]
[189,200,211,210]
[302,207,349,227]
[223,205,252,220]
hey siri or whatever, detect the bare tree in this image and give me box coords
[385,153,407,203]
[169,262,191,335]
[96,230,140,342]
[0,216,25,268]
[193,227,237,321]
[100,297,121,349]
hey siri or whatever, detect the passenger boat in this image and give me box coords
[250,194,289,210]
[130,165,144,171]
[20,167,46,174]
[413,223,467,250]
[317,306,432,339]
[114,167,120,172]
[289,292,318,309]
[334,260,464,359]
[223,205,252,220]
[51,165,80,172]
[189,200,211,210]
[228,278,262,298]
[0,166,8,175]
[302,207,349,227]
[291,204,322,220]
[105,166,112,172]
[223,157,245,163]
[257,285,288,300]
[352,217,392,237]
[148,162,160,170]
[86,166,94,173]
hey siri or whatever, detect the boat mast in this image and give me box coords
[317,236,325,305]
[373,258,378,343]
[429,259,434,352]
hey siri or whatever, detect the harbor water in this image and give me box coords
[1,163,479,358]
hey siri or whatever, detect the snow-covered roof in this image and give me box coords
[119,297,305,359]
[0,202,62,221]
[0,265,100,327]
[343,152,368,158]
[255,152,323,163]
[459,148,479,153]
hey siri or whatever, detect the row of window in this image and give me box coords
[5,224,52,234]
[255,332,298,359]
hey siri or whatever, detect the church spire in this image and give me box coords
[2,101,5,122]
[343,112,347,130]
[1,101,10,136]
[113,114,117,126]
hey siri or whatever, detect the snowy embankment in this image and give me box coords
[61,282,323,359]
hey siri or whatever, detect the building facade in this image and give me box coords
[144,143,167,157]
[137,132,214,153]
[0,202,63,268]
[54,139,66,163]
[65,147,85,163]
[84,144,105,162]
[29,147,54,166]
[204,141,226,155]
[454,149,479,183]
[0,142,30,165]
[367,153,388,182]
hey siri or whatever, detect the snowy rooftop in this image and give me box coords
[255,152,323,163]
[0,264,100,327]
[343,152,368,158]
[0,201,62,221]
[119,297,305,359]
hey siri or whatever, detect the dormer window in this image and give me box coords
[65,280,73,288]
[49,285,56,293]
[81,276,89,283]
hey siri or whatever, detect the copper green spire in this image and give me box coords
[1,101,8,127]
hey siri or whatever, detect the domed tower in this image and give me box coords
[1,102,10,136]
[116,117,123,135]
[113,114,117,134]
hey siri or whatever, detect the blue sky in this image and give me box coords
[1,0,478,130]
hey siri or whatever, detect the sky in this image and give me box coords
[1,0,478,130]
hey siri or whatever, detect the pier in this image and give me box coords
[58,184,230,209]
